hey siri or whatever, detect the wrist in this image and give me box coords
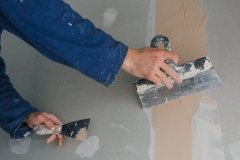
[24,112,37,128]
[122,48,137,71]
[24,116,29,123]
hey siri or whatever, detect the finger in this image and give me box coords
[57,134,63,147]
[49,115,63,125]
[155,70,173,89]
[146,73,162,86]
[159,61,182,84]
[42,112,63,125]
[46,134,57,144]
[159,51,179,64]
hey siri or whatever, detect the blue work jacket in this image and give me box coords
[0,0,128,140]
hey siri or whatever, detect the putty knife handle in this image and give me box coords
[151,35,178,68]
[33,124,62,135]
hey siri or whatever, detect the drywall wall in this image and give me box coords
[202,0,240,159]
[0,0,150,160]
[148,1,239,160]
[147,0,240,159]
[0,0,240,160]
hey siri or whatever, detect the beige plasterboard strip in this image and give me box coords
[152,94,201,160]
[155,0,208,64]
[151,0,208,159]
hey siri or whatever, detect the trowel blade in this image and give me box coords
[135,57,222,109]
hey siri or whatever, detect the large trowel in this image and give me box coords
[33,118,90,141]
[135,35,222,109]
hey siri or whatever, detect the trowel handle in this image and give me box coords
[33,124,62,135]
[151,35,178,68]
[151,35,171,51]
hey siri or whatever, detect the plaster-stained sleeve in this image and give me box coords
[0,0,128,86]
[0,55,38,140]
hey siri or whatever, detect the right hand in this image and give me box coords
[121,47,182,89]
[25,112,64,146]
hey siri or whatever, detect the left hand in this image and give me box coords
[25,112,63,146]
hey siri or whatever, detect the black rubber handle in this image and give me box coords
[151,35,171,52]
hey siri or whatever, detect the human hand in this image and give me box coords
[25,112,63,146]
[122,47,182,89]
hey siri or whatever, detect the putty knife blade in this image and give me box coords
[135,35,222,109]
[34,118,90,141]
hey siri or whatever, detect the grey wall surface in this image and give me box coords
[0,0,150,160]
[203,0,240,159]
[0,0,240,160]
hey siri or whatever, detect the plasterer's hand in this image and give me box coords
[122,47,182,89]
[25,112,63,146]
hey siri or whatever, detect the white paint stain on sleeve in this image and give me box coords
[8,137,31,154]
[75,136,100,158]
[229,142,240,160]
[103,7,118,28]
[193,97,225,160]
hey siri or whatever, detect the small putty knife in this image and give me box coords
[33,118,90,141]
[135,35,222,109]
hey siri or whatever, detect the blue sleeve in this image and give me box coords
[0,0,128,86]
[0,29,39,139]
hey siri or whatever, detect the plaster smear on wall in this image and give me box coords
[103,7,118,28]
[229,142,240,160]
[155,0,208,64]
[111,123,131,134]
[8,137,31,154]
[146,0,155,46]
[145,0,220,159]
[75,136,100,158]
[193,97,225,160]
[144,109,155,160]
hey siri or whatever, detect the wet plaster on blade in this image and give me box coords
[8,137,31,154]
[149,0,212,159]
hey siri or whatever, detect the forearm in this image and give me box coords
[0,56,38,139]
[0,0,128,86]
